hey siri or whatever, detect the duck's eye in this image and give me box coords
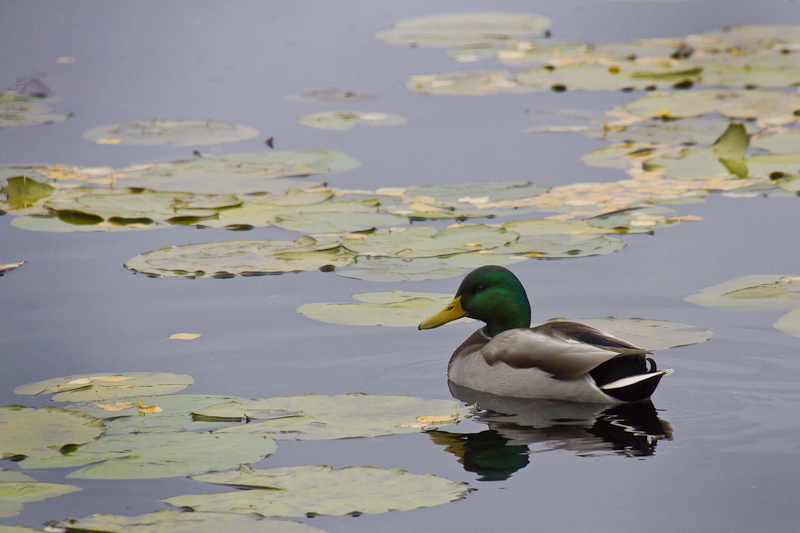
[474,285,486,293]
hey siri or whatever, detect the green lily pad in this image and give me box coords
[516,62,700,92]
[199,393,468,440]
[67,394,247,435]
[298,291,462,327]
[107,151,359,194]
[0,406,104,461]
[0,471,81,517]
[285,88,378,102]
[374,12,551,48]
[684,275,800,309]
[298,111,407,130]
[549,317,712,351]
[271,211,408,233]
[125,238,354,278]
[406,181,550,205]
[594,118,754,147]
[622,90,800,122]
[83,119,259,146]
[0,176,55,211]
[500,233,626,258]
[406,70,534,96]
[585,207,701,233]
[342,224,519,258]
[643,123,749,180]
[21,432,276,479]
[752,130,800,154]
[333,253,527,282]
[773,307,800,338]
[0,526,49,533]
[58,510,324,533]
[0,92,72,129]
[14,372,194,402]
[166,464,472,516]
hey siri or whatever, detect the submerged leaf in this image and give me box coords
[166,465,472,516]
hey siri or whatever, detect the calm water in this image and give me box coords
[2,1,800,532]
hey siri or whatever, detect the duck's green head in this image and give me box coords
[418,265,532,337]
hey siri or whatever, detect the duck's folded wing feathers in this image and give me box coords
[480,321,651,381]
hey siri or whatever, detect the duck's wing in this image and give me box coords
[479,320,651,381]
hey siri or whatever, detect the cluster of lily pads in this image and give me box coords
[0,372,471,530]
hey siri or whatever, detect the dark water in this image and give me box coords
[2,1,800,532]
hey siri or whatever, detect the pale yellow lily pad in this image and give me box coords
[298,111,407,130]
[83,119,259,145]
[298,291,461,327]
[0,406,104,461]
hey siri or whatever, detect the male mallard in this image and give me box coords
[419,265,671,403]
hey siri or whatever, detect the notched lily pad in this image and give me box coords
[83,119,260,145]
[58,509,325,533]
[298,111,407,130]
[198,393,468,440]
[0,406,104,461]
[14,372,194,402]
[21,432,277,479]
[165,464,472,516]
[549,317,712,351]
[297,291,463,327]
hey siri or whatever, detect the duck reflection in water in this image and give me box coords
[427,383,672,481]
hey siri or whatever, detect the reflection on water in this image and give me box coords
[429,382,673,481]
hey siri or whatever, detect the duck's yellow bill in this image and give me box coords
[418,296,467,330]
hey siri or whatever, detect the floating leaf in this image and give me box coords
[333,253,526,282]
[500,233,626,258]
[752,130,800,154]
[0,262,25,275]
[773,307,800,338]
[622,90,800,122]
[170,333,201,340]
[0,92,71,129]
[298,111,407,130]
[549,317,712,351]
[515,62,700,92]
[125,238,354,278]
[684,275,800,309]
[0,406,104,461]
[0,176,55,211]
[298,291,462,327]
[271,211,408,233]
[405,181,549,205]
[374,12,552,48]
[68,394,247,435]
[199,393,467,440]
[407,70,534,96]
[14,372,194,402]
[21,432,276,479]
[285,88,378,102]
[83,120,259,145]
[58,510,324,533]
[0,470,81,517]
[104,151,358,194]
[166,465,472,516]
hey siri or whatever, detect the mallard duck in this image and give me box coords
[419,265,672,403]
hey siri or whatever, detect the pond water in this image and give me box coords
[2,1,800,532]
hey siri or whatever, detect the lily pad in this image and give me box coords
[106,151,359,194]
[405,181,550,205]
[67,394,247,435]
[752,130,800,154]
[298,291,461,327]
[83,119,259,146]
[374,12,552,48]
[21,432,277,479]
[0,176,55,211]
[773,307,800,338]
[0,470,81,518]
[166,464,471,516]
[684,275,800,309]
[58,510,324,533]
[285,88,378,102]
[0,406,104,461]
[747,153,800,180]
[199,393,467,440]
[342,224,519,258]
[406,70,534,96]
[549,317,712,351]
[516,62,700,92]
[14,372,194,402]
[298,111,407,130]
[622,90,800,122]
[125,238,354,278]
[271,211,408,233]
[333,253,527,282]
[500,233,626,258]
[0,92,71,129]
